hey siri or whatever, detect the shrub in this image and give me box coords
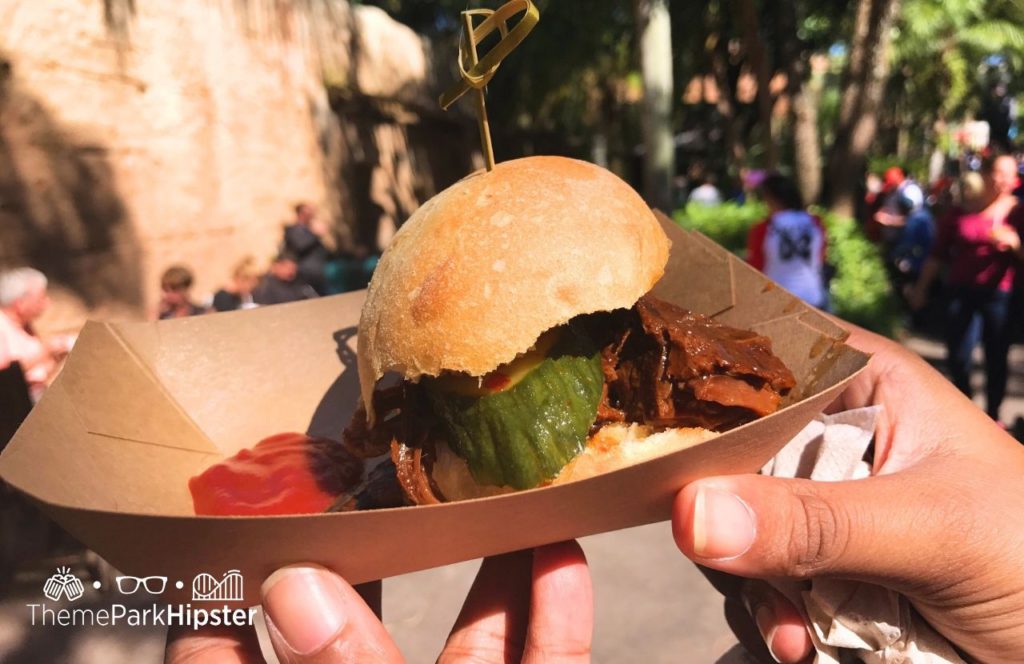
[673,201,902,337]
[819,212,902,337]
[672,202,765,255]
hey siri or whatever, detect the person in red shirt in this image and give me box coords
[747,174,828,309]
[910,154,1021,422]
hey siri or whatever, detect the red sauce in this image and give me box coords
[482,371,511,392]
[189,433,361,516]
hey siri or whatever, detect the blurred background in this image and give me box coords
[3,0,1024,661]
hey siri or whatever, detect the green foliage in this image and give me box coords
[673,202,902,336]
[358,0,639,163]
[672,202,767,256]
[819,212,902,336]
[890,0,1024,126]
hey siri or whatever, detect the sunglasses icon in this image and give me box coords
[115,576,167,595]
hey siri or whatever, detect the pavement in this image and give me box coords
[1,332,1022,663]
[900,332,1024,431]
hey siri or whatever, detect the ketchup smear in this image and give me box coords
[189,433,361,516]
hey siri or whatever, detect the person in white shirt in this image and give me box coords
[0,268,70,402]
[746,174,828,309]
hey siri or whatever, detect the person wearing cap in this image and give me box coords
[910,153,1021,423]
[872,167,925,246]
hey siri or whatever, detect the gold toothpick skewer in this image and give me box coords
[439,1,538,173]
[462,12,496,172]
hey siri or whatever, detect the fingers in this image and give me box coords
[440,550,533,663]
[698,568,811,663]
[522,541,592,664]
[261,564,403,664]
[673,470,955,592]
[440,542,593,664]
[739,581,812,664]
[165,625,263,664]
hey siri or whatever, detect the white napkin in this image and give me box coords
[758,407,964,664]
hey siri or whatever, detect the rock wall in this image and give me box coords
[327,4,483,252]
[0,0,480,331]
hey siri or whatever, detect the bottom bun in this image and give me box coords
[432,423,719,502]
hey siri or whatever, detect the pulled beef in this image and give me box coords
[341,386,404,459]
[343,294,797,506]
[340,383,445,507]
[597,295,795,431]
[390,440,441,505]
[594,382,626,427]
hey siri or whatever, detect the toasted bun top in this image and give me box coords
[357,156,670,418]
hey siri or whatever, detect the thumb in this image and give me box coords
[261,565,403,664]
[673,470,956,589]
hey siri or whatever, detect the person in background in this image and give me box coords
[870,167,924,245]
[212,256,261,312]
[0,268,71,402]
[687,164,722,206]
[253,250,318,306]
[746,173,828,309]
[957,170,987,212]
[157,265,206,320]
[1014,151,1024,201]
[862,171,883,222]
[910,153,1020,423]
[283,202,330,295]
[888,189,936,296]
[737,168,766,204]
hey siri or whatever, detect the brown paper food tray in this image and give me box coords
[0,213,868,606]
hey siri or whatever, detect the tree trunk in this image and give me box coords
[636,0,675,212]
[826,0,901,218]
[792,62,825,204]
[733,0,777,170]
[776,0,822,204]
[710,32,746,169]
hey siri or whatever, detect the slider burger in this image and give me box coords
[347,156,796,505]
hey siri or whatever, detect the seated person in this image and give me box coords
[253,250,318,306]
[284,203,330,295]
[212,257,261,312]
[157,265,206,319]
[0,268,71,402]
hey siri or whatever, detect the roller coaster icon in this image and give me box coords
[191,570,244,602]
